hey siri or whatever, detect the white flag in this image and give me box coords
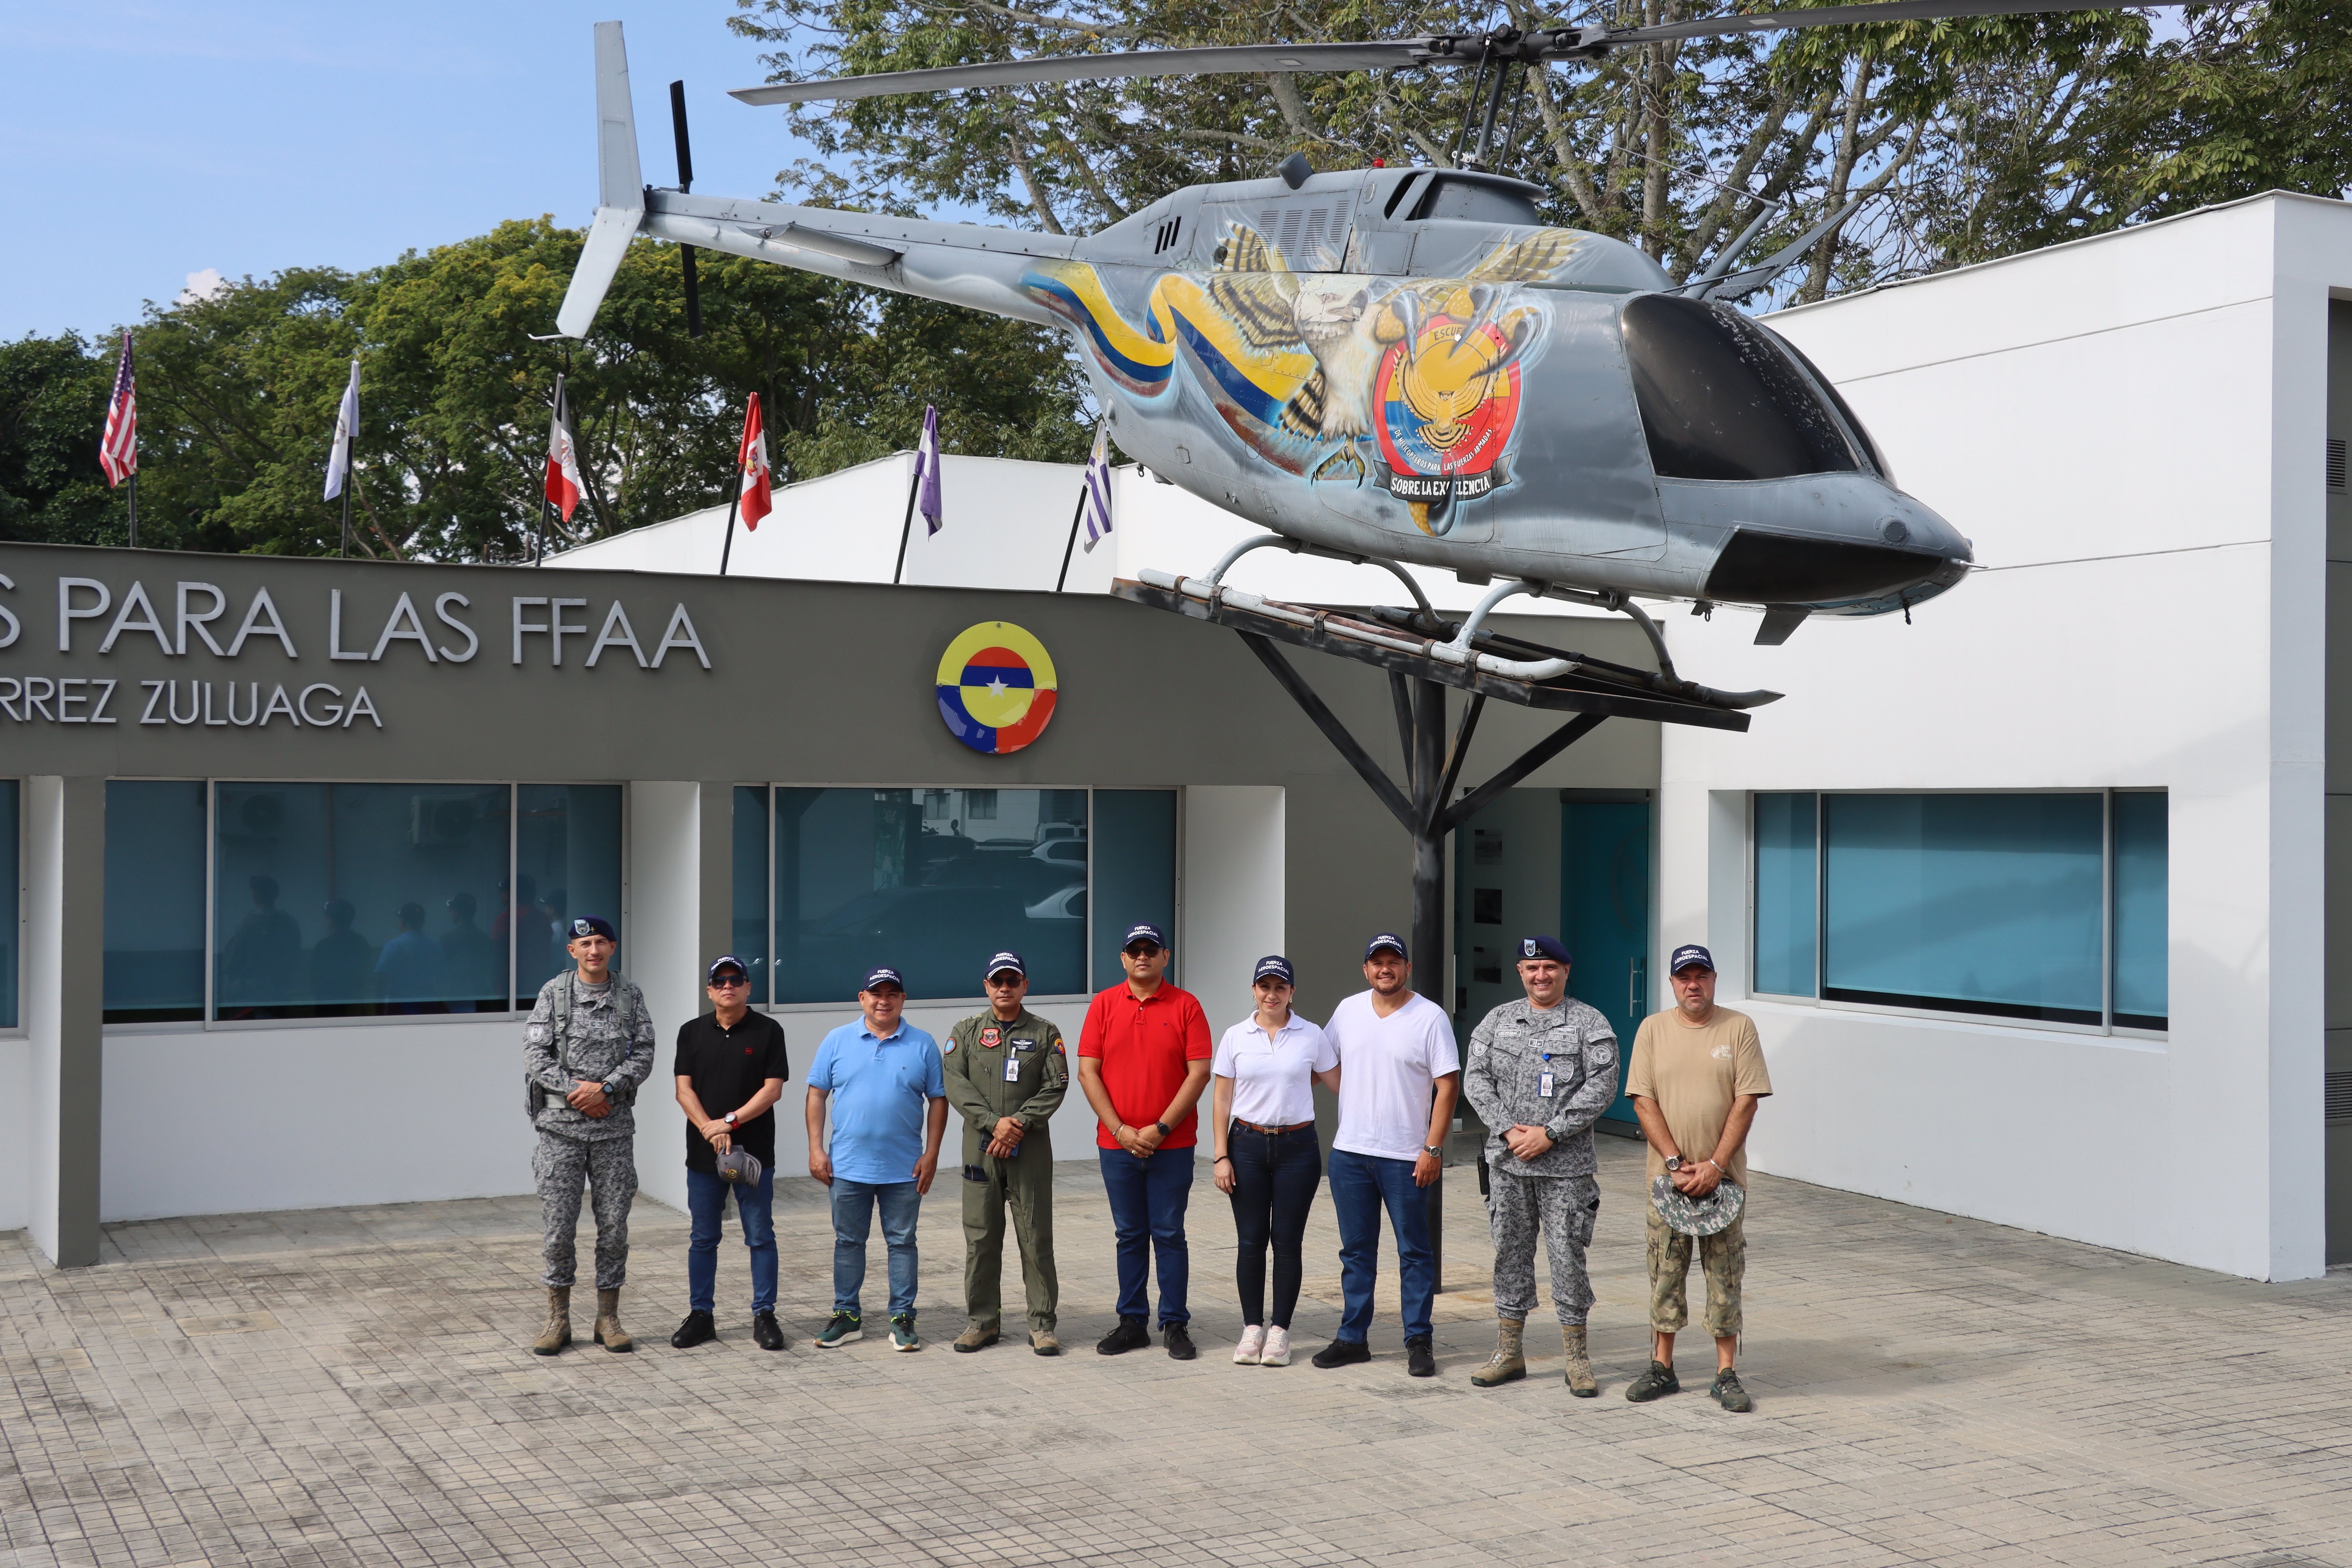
[323,358,360,501]
[1079,424,1113,552]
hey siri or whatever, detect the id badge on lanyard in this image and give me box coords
[1005,1053,1023,1084]
[1537,1052,1555,1099]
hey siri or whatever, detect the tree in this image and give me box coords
[0,332,135,547]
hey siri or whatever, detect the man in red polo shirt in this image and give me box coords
[1076,921,1213,1360]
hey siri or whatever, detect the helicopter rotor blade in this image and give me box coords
[731,1,2183,106]
[669,79,703,340]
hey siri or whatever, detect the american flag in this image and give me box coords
[99,333,137,487]
[1079,423,1113,552]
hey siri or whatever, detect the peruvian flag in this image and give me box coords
[544,375,584,521]
[736,393,772,529]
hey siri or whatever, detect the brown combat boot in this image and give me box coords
[1470,1318,1525,1387]
[1561,1324,1598,1397]
[593,1288,634,1352]
[532,1287,571,1355]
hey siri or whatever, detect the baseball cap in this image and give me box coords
[1252,954,1295,985]
[861,965,906,993]
[707,955,749,983]
[569,915,617,942]
[1121,922,1168,951]
[716,1146,764,1186]
[1668,943,1716,975]
[1517,935,1571,965]
[1363,933,1409,961]
[984,951,1027,980]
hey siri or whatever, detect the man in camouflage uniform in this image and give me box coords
[941,951,1070,1355]
[1460,934,1619,1396]
[522,915,657,1355]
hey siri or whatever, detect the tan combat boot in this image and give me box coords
[1470,1318,1525,1387]
[532,1287,571,1355]
[953,1323,1001,1353]
[1030,1328,1061,1357]
[593,1288,634,1352]
[1561,1324,1598,1397]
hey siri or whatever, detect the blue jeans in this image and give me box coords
[830,1178,922,1318]
[686,1166,777,1315]
[1328,1148,1437,1344]
[1098,1146,1194,1326]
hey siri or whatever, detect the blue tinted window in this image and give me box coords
[214,783,513,1019]
[515,785,623,1006]
[1753,792,1817,997]
[1093,790,1177,991]
[105,781,207,1022]
[0,780,16,1029]
[774,787,1090,1004]
[1823,793,2104,1024]
[734,785,770,1004]
[2111,792,2167,1028]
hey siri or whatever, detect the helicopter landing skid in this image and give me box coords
[1119,569,1761,729]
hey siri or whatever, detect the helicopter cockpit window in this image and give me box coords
[1621,294,1863,483]
[1405,176,1543,227]
[1772,330,1893,485]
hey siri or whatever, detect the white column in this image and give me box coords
[1178,786,1286,1037]
[25,776,103,1266]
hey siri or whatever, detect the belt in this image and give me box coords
[1231,1118,1314,1135]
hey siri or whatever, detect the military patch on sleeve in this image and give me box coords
[1051,1037,1065,1054]
[1591,1040,1616,1068]
[528,1023,550,1045]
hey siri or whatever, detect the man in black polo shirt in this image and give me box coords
[671,956,791,1350]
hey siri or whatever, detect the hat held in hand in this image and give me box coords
[716,1146,764,1186]
[1651,1173,1744,1236]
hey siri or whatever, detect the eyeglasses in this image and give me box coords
[710,974,749,988]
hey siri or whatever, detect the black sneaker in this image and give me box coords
[1405,1335,1436,1378]
[1162,1323,1197,1361]
[669,1310,716,1349]
[1096,1316,1151,1355]
[1310,1339,1372,1370]
[1709,1368,1752,1412]
[751,1311,788,1351]
[1625,1360,1681,1402]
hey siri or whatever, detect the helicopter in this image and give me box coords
[556,2,2184,657]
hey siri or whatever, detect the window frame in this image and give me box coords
[1747,787,2167,1040]
[754,781,1180,1018]
[1,777,23,1039]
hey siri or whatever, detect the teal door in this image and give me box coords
[1562,799,1651,1127]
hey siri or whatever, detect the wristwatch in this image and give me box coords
[724,1111,739,1127]
[1154,1121,1174,1138]
[1664,1155,1685,1173]
[1422,1143,1443,1157]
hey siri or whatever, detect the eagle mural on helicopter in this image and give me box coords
[554,2,2191,652]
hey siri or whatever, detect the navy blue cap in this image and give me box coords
[707,955,750,982]
[861,965,906,992]
[1517,935,1571,965]
[569,915,616,943]
[1121,922,1168,951]
[1252,954,1295,985]
[1668,943,1716,975]
[984,951,1027,980]
[1364,933,1409,961]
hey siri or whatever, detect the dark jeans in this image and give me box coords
[1328,1147,1437,1343]
[1098,1146,1194,1326]
[1226,1123,1321,1329]
[686,1166,777,1315]
[830,1178,922,1318]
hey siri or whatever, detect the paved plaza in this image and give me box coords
[4,1135,2350,1568]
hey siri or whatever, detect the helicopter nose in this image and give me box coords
[1699,488,1973,613]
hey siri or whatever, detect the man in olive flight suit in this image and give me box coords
[942,950,1070,1355]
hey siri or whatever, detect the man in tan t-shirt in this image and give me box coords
[1623,943,1771,1413]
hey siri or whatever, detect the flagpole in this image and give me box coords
[718,480,743,577]
[1053,486,1087,592]
[890,450,921,586]
[339,472,352,559]
[127,470,139,550]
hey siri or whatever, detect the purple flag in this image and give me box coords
[914,404,943,535]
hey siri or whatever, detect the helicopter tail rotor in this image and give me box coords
[556,20,648,340]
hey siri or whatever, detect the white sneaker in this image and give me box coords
[1260,1326,1292,1367]
[1233,1325,1266,1365]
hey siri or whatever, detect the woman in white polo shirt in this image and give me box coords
[1210,955,1341,1367]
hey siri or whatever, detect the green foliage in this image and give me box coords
[0,219,1088,560]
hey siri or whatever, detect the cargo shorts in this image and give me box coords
[1645,1205,1745,1339]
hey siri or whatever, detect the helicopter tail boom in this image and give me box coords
[557,20,648,339]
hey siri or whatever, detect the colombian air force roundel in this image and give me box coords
[936,622,1058,755]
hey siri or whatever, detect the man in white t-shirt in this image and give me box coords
[1312,933,1461,1377]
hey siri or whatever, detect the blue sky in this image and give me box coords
[0,2,822,340]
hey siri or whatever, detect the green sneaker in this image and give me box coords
[1709,1368,1753,1412]
[889,1313,921,1352]
[815,1312,862,1348]
[1625,1360,1681,1402]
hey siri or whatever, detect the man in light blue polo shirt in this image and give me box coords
[805,965,948,1351]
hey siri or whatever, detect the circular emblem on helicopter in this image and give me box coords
[935,622,1058,755]
[1376,315,1525,535]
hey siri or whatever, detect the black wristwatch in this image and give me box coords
[1154,1121,1174,1138]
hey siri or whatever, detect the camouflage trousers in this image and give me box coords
[534,1130,637,1290]
[1488,1171,1599,1326]
[1645,1205,1745,1338]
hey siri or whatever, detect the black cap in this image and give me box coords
[1517,935,1570,965]
[1364,933,1408,962]
[984,951,1026,980]
[1121,922,1168,951]
[1668,943,1716,975]
[569,915,617,943]
[1253,955,1295,985]
[861,965,906,993]
[707,955,749,983]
